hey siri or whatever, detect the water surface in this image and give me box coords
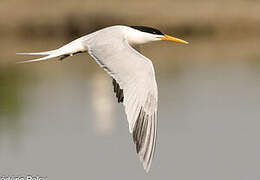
[0,37,260,180]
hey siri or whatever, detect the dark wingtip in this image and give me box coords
[133,107,148,154]
[112,78,124,103]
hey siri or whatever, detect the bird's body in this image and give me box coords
[17,25,188,172]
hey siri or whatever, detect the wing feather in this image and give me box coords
[112,78,124,103]
[86,35,158,172]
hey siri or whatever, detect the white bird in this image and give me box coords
[17,25,188,172]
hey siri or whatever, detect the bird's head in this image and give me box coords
[124,26,189,45]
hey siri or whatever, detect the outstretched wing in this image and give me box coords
[86,37,158,172]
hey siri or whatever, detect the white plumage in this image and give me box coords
[17,25,188,172]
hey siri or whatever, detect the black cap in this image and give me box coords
[131,26,164,35]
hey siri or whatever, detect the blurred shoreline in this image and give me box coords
[1,0,260,39]
[0,0,259,65]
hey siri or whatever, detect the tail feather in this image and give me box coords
[16,36,88,63]
[16,53,62,64]
[16,50,56,56]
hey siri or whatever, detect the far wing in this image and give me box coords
[86,38,158,172]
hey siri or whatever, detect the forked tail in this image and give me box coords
[16,37,88,63]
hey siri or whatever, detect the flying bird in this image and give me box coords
[17,25,188,172]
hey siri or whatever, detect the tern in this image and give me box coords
[17,25,188,172]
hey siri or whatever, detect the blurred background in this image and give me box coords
[0,0,260,179]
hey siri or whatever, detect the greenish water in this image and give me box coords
[0,37,260,180]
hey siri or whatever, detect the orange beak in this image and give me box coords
[159,34,189,44]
